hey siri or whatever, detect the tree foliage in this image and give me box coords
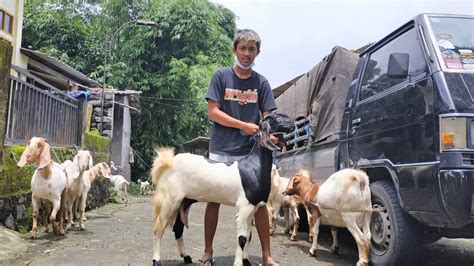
[22,0,237,180]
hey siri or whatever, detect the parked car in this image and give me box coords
[274,13,474,265]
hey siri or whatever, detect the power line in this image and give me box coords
[139,96,201,102]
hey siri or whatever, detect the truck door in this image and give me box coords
[347,25,436,170]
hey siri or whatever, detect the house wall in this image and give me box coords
[111,95,131,180]
[0,0,27,71]
[0,40,12,174]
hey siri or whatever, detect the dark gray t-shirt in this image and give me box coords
[205,67,277,156]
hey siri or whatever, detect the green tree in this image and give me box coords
[22,0,237,180]
[119,0,236,180]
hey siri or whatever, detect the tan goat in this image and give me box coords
[77,162,112,226]
[267,167,314,242]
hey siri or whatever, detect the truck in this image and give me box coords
[274,13,474,264]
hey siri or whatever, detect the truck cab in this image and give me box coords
[275,13,474,264]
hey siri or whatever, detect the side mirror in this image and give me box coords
[388,53,409,79]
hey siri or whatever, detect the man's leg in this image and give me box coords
[199,202,220,265]
[255,205,277,264]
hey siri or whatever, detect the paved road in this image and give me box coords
[2,196,474,265]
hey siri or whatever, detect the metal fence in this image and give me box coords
[5,65,79,147]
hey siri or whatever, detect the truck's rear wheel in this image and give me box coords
[370,181,419,265]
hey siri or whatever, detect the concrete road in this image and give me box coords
[2,196,474,265]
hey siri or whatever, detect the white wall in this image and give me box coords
[0,0,27,70]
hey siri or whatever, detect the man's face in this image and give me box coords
[233,40,259,67]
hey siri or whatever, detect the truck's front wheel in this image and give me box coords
[369,181,419,265]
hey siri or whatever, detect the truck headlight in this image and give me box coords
[440,117,467,151]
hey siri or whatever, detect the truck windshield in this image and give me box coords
[429,16,474,71]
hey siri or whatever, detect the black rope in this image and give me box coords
[133,149,151,169]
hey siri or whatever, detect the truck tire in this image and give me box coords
[369,181,420,265]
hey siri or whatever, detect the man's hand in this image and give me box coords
[242,122,259,135]
[269,134,279,144]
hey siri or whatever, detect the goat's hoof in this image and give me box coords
[356,260,369,266]
[290,235,297,241]
[30,231,38,239]
[80,225,85,231]
[309,248,317,257]
[56,227,65,236]
[243,258,251,266]
[331,246,340,254]
[152,259,161,266]
[182,255,192,264]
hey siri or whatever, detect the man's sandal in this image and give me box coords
[197,257,215,266]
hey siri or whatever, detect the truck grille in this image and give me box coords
[463,153,474,166]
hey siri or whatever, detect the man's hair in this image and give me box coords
[233,29,261,51]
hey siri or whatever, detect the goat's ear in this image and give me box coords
[65,166,80,180]
[37,140,52,169]
[260,120,280,151]
[272,170,280,188]
[88,155,94,170]
[293,177,300,185]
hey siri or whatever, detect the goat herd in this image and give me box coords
[16,136,133,238]
[18,114,373,266]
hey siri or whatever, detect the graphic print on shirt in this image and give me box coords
[224,88,258,106]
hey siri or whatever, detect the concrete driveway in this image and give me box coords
[1,196,473,265]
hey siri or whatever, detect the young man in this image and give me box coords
[199,29,278,266]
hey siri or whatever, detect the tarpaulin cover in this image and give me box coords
[67,91,91,99]
[275,46,360,143]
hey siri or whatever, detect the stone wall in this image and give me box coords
[88,92,114,138]
[0,40,13,174]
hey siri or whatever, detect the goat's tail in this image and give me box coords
[151,147,175,185]
[351,169,370,194]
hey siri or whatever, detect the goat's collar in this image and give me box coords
[36,160,52,170]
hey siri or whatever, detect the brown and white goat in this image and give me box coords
[150,113,294,266]
[17,137,67,239]
[285,169,372,266]
[267,167,313,242]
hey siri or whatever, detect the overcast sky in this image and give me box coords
[212,0,473,88]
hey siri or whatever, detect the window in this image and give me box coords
[0,11,4,30]
[4,13,12,34]
[0,9,13,35]
[360,27,428,101]
[429,16,474,71]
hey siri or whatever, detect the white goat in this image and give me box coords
[108,161,130,203]
[315,169,372,266]
[150,113,294,266]
[109,174,130,203]
[287,169,372,266]
[17,137,67,239]
[61,150,94,230]
[267,167,313,242]
[138,179,151,195]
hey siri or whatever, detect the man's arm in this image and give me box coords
[207,100,259,135]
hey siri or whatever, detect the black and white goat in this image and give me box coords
[151,113,294,266]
